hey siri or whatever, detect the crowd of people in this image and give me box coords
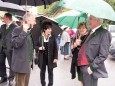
[0,12,111,86]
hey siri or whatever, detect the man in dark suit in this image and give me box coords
[0,13,17,85]
[77,15,112,86]
[11,12,36,86]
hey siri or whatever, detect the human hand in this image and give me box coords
[53,59,57,63]
[71,45,74,49]
[87,67,93,75]
[73,42,77,48]
[72,39,81,48]
[39,46,45,50]
[75,39,82,46]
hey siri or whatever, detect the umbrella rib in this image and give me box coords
[58,16,67,25]
[71,16,78,28]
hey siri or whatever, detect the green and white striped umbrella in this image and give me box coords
[58,0,115,21]
[55,10,87,29]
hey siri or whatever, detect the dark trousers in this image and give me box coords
[80,66,98,86]
[40,62,53,86]
[0,48,14,81]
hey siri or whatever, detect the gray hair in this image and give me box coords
[97,18,103,24]
[90,15,103,24]
[23,12,35,22]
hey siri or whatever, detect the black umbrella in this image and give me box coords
[1,0,59,6]
[0,1,24,12]
[1,0,59,13]
[9,11,25,17]
[31,15,62,43]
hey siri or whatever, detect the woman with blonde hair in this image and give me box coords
[70,22,88,86]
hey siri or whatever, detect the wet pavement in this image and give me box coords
[0,54,115,86]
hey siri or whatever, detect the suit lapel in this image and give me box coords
[8,23,13,31]
[48,35,52,44]
[87,26,102,43]
[87,31,97,42]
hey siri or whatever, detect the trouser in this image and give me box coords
[0,48,14,81]
[15,72,30,86]
[80,66,98,86]
[40,62,53,86]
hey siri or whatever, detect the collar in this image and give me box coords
[91,25,101,34]
[6,22,12,28]
[42,33,51,42]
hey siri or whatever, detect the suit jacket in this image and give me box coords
[0,22,17,52]
[86,26,112,79]
[34,34,58,69]
[11,26,34,73]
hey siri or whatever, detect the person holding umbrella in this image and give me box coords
[0,13,17,85]
[11,12,36,86]
[34,21,58,86]
[77,15,111,86]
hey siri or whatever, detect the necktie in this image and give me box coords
[86,30,92,41]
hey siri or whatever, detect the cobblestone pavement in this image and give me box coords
[0,54,115,86]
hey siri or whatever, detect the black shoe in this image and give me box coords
[0,77,7,84]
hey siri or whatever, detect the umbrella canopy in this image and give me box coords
[0,1,24,12]
[9,11,25,17]
[1,0,59,6]
[58,0,115,21]
[55,10,87,28]
[31,15,62,43]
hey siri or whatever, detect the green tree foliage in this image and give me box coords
[37,0,115,24]
[104,0,115,25]
[37,1,69,17]
[37,2,60,16]
[106,0,115,11]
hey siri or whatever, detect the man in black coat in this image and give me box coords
[0,13,17,85]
